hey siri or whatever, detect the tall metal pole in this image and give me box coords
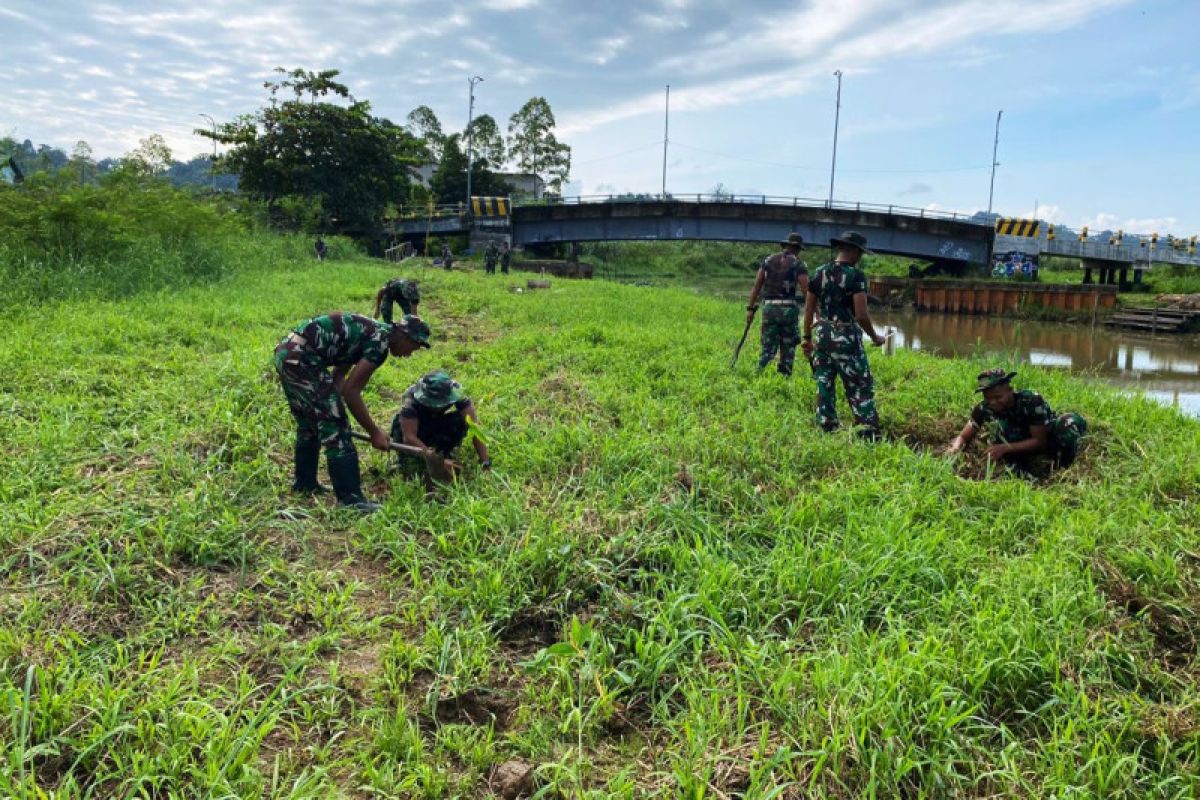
[465,76,483,217]
[198,113,216,192]
[987,109,1003,215]
[828,70,842,206]
[662,84,670,198]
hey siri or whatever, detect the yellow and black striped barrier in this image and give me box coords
[1047,225,1055,241]
[471,196,510,217]
[995,217,1040,237]
[1079,226,1088,243]
[1190,236,1197,255]
[1109,229,1124,246]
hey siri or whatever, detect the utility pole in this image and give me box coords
[465,76,484,218]
[828,70,842,206]
[662,84,670,198]
[198,113,217,192]
[987,109,1003,215]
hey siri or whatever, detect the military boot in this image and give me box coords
[292,436,330,495]
[327,450,381,514]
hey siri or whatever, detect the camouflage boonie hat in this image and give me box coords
[413,370,463,408]
[396,314,432,348]
[831,230,873,254]
[780,232,805,250]
[976,368,1017,392]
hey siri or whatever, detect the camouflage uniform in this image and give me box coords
[442,245,454,271]
[274,313,392,461]
[389,371,472,475]
[969,388,1088,470]
[378,278,421,323]
[500,246,511,274]
[756,252,807,376]
[484,243,499,274]
[808,262,879,432]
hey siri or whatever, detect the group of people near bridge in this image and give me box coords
[274,274,490,513]
[748,229,1088,473]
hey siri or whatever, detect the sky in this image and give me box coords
[3,0,1198,235]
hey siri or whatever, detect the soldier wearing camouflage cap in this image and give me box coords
[390,370,491,477]
[274,313,432,512]
[801,231,888,438]
[945,368,1088,474]
[374,277,422,323]
[484,241,499,275]
[746,232,809,376]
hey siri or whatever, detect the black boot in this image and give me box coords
[327,450,381,514]
[292,436,329,495]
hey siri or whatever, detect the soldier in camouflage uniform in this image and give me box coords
[390,370,491,477]
[946,368,1088,474]
[500,243,511,274]
[441,244,454,271]
[801,231,889,438]
[746,232,808,376]
[484,242,499,274]
[274,313,432,512]
[374,278,421,323]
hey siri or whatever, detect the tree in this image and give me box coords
[124,134,173,177]
[465,114,505,169]
[429,135,511,205]
[406,105,445,162]
[507,97,571,194]
[201,67,422,234]
[64,140,96,185]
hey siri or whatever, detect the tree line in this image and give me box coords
[3,67,572,239]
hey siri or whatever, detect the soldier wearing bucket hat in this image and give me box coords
[801,231,888,437]
[390,370,491,477]
[945,368,1088,474]
[745,232,809,376]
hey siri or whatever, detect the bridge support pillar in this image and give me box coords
[1133,268,1143,285]
[1082,258,1134,293]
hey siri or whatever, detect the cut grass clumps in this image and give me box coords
[2,250,1199,797]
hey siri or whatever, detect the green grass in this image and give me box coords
[3,250,1200,798]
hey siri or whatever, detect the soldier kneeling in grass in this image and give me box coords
[390,370,491,478]
[945,368,1088,476]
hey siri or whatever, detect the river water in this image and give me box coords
[873,310,1200,418]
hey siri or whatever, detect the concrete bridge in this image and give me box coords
[390,194,1199,275]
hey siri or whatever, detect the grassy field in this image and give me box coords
[3,252,1200,798]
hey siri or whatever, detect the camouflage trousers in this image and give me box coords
[379,297,413,324]
[501,257,510,274]
[810,323,879,431]
[757,303,800,376]
[485,256,497,274]
[274,339,354,458]
[995,411,1087,470]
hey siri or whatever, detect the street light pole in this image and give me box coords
[828,70,842,206]
[465,76,483,218]
[198,113,216,192]
[987,109,1003,215]
[662,84,669,198]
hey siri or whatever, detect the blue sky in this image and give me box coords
[3,0,1198,234]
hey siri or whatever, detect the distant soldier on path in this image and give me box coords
[801,231,889,438]
[314,238,328,261]
[745,232,808,376]
[484,241,499,274]
[390,370,491,478]
[274,313,431,513]
[441,244,454,271]
[374,278,421,323]
[500,242,512,274]
[945,368,1088,475]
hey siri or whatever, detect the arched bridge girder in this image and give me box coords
[510,201,993,264]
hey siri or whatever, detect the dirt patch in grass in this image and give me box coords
[1094,558,1198,666]
[496,607,562,656]
[424,687,518,730]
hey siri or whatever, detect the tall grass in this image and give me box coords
[1,248,1198,796]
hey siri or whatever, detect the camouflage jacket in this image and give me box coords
[969,390,1054,443]
[808,261,868,323]
[759,252,808,300]
[384,278,420,303]
[288,313,393,368]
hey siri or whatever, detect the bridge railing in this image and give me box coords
[521,194,981,223]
